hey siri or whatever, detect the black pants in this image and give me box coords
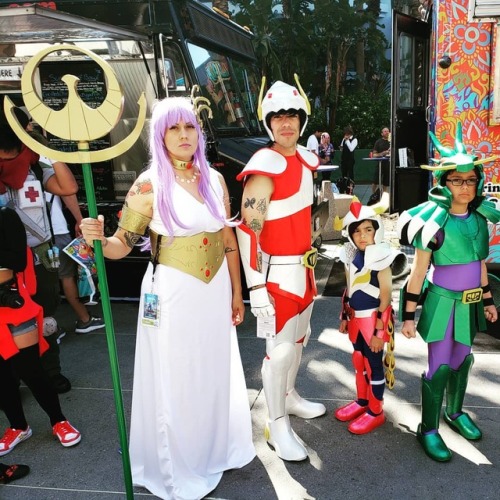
[0,344,65,428]
[33,264,62,379]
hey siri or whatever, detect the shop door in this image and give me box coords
[391,11,431,212]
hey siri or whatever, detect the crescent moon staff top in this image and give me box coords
[20,44,124,141]
[3,44,147,164]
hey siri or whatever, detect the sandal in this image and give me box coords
[0,463,30,484]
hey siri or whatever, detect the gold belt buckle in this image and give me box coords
[462,287,482,304]
[302,248,318,269]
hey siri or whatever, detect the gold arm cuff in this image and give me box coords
[150,230,224,283]
[118,205,152,236]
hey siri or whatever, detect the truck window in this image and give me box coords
[162,43,189,92]
[187,41,261,134]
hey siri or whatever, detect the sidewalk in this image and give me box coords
[1,241,500,499]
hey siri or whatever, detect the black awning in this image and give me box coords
[0,5,148,44]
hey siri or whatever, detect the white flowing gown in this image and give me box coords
[129,169,255,500]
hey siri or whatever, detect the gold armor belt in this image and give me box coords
[427,282,483,304]
[150,230,224,283]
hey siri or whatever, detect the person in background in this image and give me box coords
[46,190,105,335]
[306,128,321,154]
[318,132,334,165]
[340,126,357,181]
[0,114,77,394]
[0,206,81,457]
[371,127,391,194]
[80,96,254,499]
[15,110,105,336]
[236,79,326,462]
[335,201,398,434]
[399,123,499,462]
[318,132,335,181]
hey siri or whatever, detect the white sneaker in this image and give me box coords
[0,427,32,456]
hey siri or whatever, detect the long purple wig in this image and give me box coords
[147,97,230,236]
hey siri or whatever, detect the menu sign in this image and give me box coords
[38,60,115,201]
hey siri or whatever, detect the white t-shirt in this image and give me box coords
[306,134,319,153]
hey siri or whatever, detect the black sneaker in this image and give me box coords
[75,316,105,334]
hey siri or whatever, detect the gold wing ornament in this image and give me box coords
[3,44,146,163]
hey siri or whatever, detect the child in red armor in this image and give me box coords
[334,201,398,434]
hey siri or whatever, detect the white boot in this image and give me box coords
[285,388,326,419]
[285,342,326,419]
[265,416,308,461]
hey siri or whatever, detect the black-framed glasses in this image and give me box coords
[446,178,478,186]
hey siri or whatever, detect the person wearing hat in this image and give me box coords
[334,201,399,434]
[237,76,326,462]
[398,123,500,462]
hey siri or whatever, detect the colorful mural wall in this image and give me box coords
[433,0,500,262]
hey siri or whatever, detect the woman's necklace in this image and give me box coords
[175,170,199,184]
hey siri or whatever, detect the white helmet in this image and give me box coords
[260,79,309,141]
[342,201,384,246]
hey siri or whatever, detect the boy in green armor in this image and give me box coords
[398,123,499,462]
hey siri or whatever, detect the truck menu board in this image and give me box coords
[38,60,115,201]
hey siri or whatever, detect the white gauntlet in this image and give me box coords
[249,287,275,317]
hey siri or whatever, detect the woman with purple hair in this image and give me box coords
[80,97,255,499]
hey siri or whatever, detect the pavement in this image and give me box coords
[2,186,500,499]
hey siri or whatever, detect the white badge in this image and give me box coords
[141,293,160,328]
[257,315,276,339]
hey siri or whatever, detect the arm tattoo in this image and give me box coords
[248,219,262,232]
[124,231,142,249]
[256,252,263,272]
[128,180,153,197]
[225,247,236,253]
[256,198,267,215]
[244,197,256,209]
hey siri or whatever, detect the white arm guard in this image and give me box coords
[236,224,275,317]
[236,224,266,289]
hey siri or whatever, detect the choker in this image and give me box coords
[171,158,194,170]
[175,170,199,184]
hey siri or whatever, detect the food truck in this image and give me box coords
[0,0,328,297]
[391,0,500,273]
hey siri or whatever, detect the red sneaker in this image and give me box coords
[334,401,367,422]
[0,427,32,456]
[348,411,386,435]
[53,421,81,447]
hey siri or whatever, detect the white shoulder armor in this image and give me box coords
[364,243,402,271]
[237,148,287,180]
[296,146,320,169]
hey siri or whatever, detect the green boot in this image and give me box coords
[444,354,482,441]
[416,364,452,462]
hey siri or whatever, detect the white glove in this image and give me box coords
[249,287,275,317]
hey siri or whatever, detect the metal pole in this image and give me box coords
[79,142,134,499]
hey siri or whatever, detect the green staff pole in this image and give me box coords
[79,142,134,499]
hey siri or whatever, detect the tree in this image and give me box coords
[231,0,391,144]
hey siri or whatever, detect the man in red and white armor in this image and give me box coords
[236,77,325,461]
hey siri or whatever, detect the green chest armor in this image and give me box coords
[432,212,489,265]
